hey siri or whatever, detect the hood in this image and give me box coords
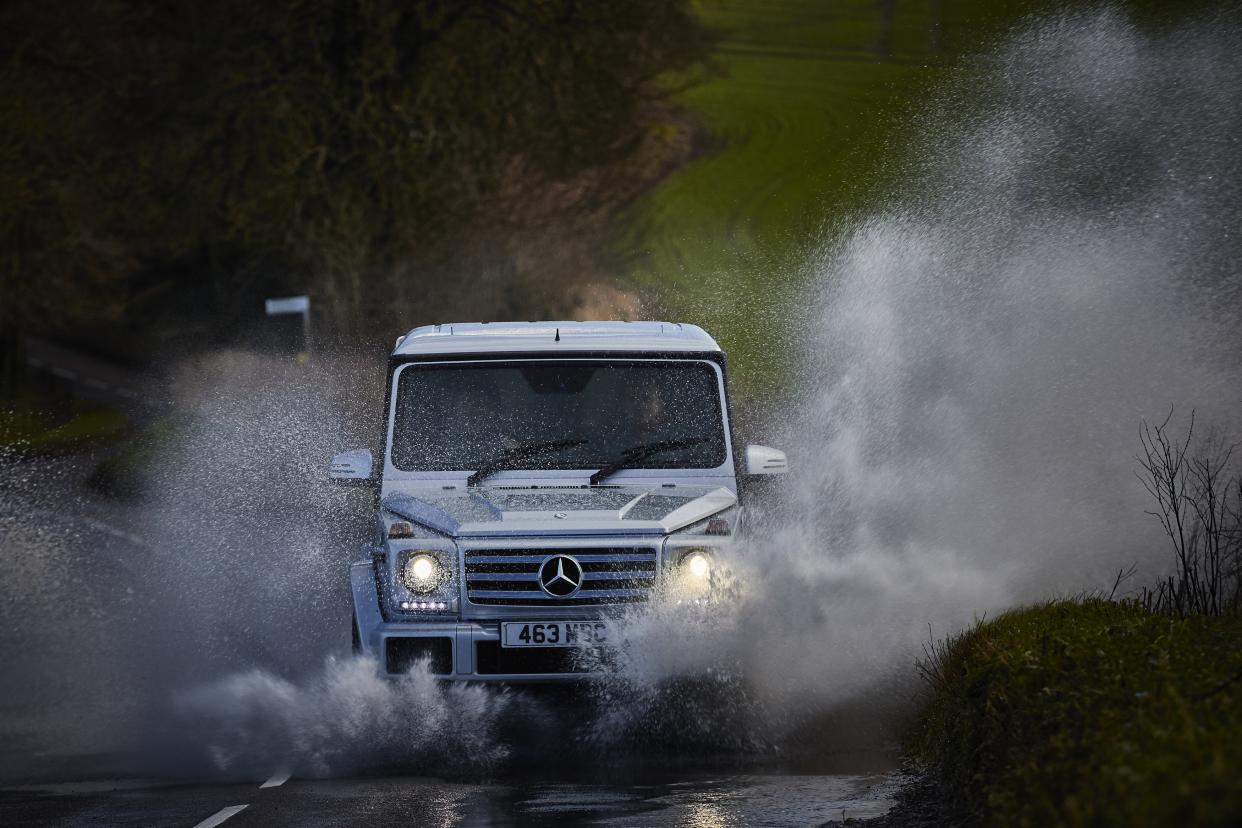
[381,485,736,538]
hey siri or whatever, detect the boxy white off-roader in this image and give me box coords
[331,321,786,681]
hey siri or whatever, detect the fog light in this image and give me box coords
[402,553,445,594]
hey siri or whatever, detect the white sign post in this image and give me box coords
[264,295,311,360]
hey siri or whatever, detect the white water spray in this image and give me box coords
[127,7,1242,769]
[5,7,1240,780]
[601,7,1242,744]
[176,656,510,778]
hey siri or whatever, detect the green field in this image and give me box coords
[616,0,1044,400]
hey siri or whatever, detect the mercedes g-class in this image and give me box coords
[331,321,786,681]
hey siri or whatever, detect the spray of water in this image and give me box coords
[598,6,1242,746]
[118,352,521,778]
[176,656,510,778]
[4,6,1241,781]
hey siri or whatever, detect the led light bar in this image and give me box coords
[400,600,450,611]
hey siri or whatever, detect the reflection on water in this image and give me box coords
[413,773,898,827]
[1,772,899,826]
[680,803,734,828]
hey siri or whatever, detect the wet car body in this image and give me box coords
[333,321,786,682]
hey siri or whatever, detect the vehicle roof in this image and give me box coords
[391,321,721,357]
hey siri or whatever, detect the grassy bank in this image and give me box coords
[912,600,1242,826]
[617,0,1046,399]
[0,403,126,455]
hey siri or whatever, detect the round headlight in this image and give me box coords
[687,552,710,578]
[672,548,715,599]
[403,553,445,594]
[679,548,712,579]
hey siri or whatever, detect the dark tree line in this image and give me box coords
[0,0,709,381]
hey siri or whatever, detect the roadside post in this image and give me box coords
[264,295,312,362]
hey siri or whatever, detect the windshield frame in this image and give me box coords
[381,357,735,484]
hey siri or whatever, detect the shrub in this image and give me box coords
[914,600,1242,826]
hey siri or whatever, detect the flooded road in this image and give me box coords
[0,451,901,825]
[0,771,898,827]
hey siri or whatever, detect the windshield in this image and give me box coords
[390,360,728,473]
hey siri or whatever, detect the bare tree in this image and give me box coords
[1136,409,1242,616]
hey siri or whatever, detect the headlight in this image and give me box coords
[674,547,714,589]
[684,551,711,578]
[402,552,446,594]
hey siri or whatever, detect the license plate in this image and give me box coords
[501,621,608,648]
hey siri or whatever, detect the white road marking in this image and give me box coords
[260,770,290,789]
[80,515,155,553]
[192,804,249,828]
[12,505,154,554]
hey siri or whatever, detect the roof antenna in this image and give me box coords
[555,327,560,342]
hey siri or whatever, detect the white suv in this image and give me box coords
[331,321,787,681]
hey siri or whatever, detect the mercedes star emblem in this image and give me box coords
[538,554,584,597]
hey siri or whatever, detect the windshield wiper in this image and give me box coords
[467,438,588,486]
[588,437,709,486]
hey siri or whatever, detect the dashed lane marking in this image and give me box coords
[11,505,155,554]
[260,771,290,789]
[191,804,249,828]
[24,353,156,405]
[80,515,155,553]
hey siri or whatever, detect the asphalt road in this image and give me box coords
[0,455,898,826]
[0,772,899,827]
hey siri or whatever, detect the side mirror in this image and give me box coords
[745,444,788,475]
[330,448,373,485]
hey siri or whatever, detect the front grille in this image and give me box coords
[464,547,657,606]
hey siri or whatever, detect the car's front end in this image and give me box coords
[332,322,784,683]
[351,487,737,681]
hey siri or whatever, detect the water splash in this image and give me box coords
[100,7,1242,770]
[4,6,1241,781]
[602,6,1242,745]
[176,657,510,778]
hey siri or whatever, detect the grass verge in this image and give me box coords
[0,405,127,455]
[617,0,1047,400]
[912,600,1242,826]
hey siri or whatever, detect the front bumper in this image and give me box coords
[351,561,607,682]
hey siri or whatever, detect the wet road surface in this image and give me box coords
[0,457,900,826]
[0,772,898,827]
